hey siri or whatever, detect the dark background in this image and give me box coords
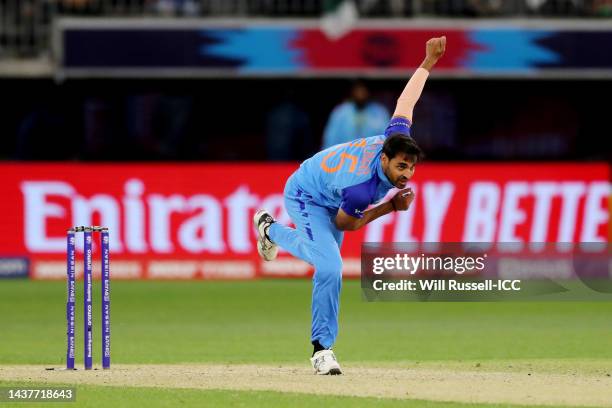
[2,78,609,162]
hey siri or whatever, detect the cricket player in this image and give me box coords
[254,36,446,375]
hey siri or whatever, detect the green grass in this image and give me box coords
[1,280,611,407]
[0,381,570,408]
[1,280,611,365]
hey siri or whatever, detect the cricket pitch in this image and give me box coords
[1,362,611,407]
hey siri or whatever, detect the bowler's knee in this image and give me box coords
[313,253,343,282]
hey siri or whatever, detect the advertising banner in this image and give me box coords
[56,19,612,78]
[0,163,608,280]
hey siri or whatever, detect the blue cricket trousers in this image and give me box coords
[268,174,344,349]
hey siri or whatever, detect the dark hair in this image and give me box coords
[382,134,424,162]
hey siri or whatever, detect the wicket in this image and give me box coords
[66,226,110,370]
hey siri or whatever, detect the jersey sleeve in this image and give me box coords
[384,116,412,138]
[339,183,372,219]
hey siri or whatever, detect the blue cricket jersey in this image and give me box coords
[292,117,411,218]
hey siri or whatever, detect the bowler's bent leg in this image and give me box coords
[271,205,343,348]
[269,206,342,348]
[266,180,343,349]
[268,192,314,265]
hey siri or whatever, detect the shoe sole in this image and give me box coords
[314,367,343,375]
[257,240,277,261]
[253,211,277,261]
[253,211,263,233]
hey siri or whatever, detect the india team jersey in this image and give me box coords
[292,117,411,218]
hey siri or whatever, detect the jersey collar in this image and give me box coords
[375,153,395,190]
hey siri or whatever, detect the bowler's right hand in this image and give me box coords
[391,188,415,211]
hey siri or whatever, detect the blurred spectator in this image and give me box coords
[463,96,577,159]
[154,95,195,158]
[14,98,78,160]
[266,90,313,161]
[83,97,115,159]
[56,0,100,15]
[82,93,194,160]
[124,94,157,159]
[124,94,194,159]
[525,0,583,15]
[321,80,390,149]
[152,0,200,16]
[592,0,612,15]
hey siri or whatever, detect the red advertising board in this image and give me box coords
[0,163,609,280]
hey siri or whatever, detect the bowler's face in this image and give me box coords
[382,153,416,188]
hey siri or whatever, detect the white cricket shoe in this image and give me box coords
[310,349,343,375]
[253,210,278,261]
